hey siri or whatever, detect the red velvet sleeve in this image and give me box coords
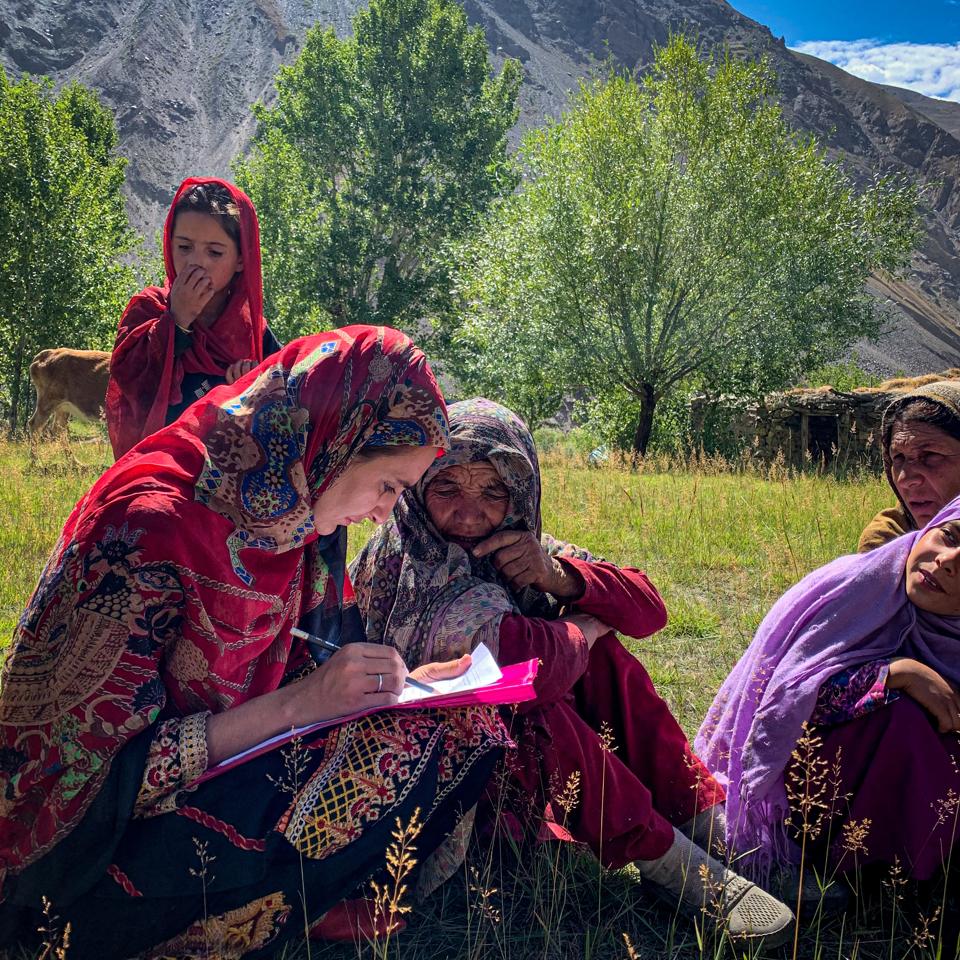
[562,558,668,638]
[498,613,590,707]
[496,559,668,707]
[106,289,178,458]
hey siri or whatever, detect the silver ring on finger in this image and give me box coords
[376,673,383,694]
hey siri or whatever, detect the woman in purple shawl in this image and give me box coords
[696,496,960,882]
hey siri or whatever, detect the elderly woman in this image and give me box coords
[699,494,960,885]
[859,381,960,552]
[351,398,794,946]
[0,329,510,959]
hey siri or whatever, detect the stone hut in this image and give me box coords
[737,370,960,468]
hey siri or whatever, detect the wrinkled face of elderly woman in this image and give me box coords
[889,419,960,528]
[424,460,510,548]
[906,518,960,616]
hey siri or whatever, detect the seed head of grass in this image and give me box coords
[370,807,423,940]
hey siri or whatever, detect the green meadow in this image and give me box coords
[7,437,939,960]
[0,438,889,731]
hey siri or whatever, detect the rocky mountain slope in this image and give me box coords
[4,0,960,374]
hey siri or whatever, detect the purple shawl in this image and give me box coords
[694,496,960,874]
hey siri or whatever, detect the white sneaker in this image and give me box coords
[630,827,795,948]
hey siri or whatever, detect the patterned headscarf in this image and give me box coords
[0,326,447,885]
[351,398,592,667]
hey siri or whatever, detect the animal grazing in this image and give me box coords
[28,348,111,436]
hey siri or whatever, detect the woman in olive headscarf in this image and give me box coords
[859,381,960,552]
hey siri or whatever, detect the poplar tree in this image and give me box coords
[0,71,136,432]
[234,0,521,341]
[449,38,920,453]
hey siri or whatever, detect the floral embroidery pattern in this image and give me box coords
[0,522,186,872]
[278,706,510,861]
[135,712,210,817]
[139,890,291,959]
[811,660,897,726]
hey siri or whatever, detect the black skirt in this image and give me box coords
[1,706,506,959]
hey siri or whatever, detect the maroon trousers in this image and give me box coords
[500,633,725,866]
[804,697,960,881]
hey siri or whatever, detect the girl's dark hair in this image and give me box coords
[883,397,960,453]
[172,183,241,249]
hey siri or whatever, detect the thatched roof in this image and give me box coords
[772,369,960,412]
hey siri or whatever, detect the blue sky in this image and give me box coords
[730,0,960,100]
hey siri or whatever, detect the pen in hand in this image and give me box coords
[289,627,437,694]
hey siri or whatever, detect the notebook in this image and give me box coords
[198,644,538,783]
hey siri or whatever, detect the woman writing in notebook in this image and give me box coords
[0,328,510,959]
[351,398,794,948]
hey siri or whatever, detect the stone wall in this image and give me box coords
[693,369,960,468]
[751,389,895,468]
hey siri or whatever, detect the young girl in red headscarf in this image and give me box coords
[106,177,281,459]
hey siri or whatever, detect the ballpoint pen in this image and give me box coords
[289,626,437,694]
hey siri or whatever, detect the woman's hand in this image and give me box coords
[207,644,429,767]
[410,653,472,684]
[169,264,216,330]
[225,359,257,384]
[286,643,408,725]
[560,612,610,650]
[473,531,584,598]
[887,658,960,732]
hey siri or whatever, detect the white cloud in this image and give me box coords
[792,39,960,102]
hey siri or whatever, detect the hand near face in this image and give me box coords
[887,657,960,732]
[169,264,216,330]
[225,359,257,384]
[473,530,584,599]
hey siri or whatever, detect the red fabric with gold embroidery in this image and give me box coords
[0,326,448,888]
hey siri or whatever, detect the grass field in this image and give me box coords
[0,438,889,731]
[5,437,939,960]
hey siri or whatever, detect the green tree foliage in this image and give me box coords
[0,70,137,432]
[803,355,884,392]
[234,0,522,342]
[446,37,920,454]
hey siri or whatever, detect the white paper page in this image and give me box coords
[397,642,502,703]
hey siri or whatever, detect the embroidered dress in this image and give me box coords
[351,398,723,880]
[697,497,960,880]
[0,328,508,959]
[809,660,897,726]
[106,177,279,459]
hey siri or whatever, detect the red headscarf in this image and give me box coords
[105,177,267,459]
[0,326,448,886]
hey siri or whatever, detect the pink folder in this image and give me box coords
[197,657,539,784]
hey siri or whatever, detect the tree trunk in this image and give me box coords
[8,328,27,437]
[631,383,658,459]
